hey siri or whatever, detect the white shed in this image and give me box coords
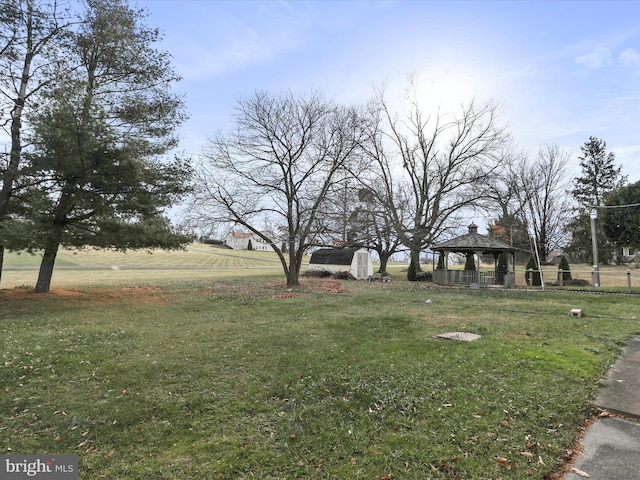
[307,248,373,280]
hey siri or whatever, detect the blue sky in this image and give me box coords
[140,0,640,183]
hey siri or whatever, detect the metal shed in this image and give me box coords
[431,223,518,287]
[307,248,374,280]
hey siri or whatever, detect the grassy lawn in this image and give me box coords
[0,245,285,289]
[1,275,639,479]
[4,244,640,292]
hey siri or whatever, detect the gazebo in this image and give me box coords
[430,223,518,287]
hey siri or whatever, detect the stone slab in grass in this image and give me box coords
[436,332,482,342]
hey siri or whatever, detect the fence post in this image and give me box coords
[628,269,632,293]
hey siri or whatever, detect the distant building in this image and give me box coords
[224,231,275,251]
[307,248,373,280]
[620,247,636,263]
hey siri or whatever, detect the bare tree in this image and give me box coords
[0,0,75,284]
[482,149,534,255]
[353,187,405,275]
[360,82,510,279]
[190,91,365,288]
[516,144,571,260]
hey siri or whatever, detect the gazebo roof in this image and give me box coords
[431,223,516,254]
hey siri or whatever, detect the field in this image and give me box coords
[1,245,285,289]
[2,244,638,291]
[1,246,639,479]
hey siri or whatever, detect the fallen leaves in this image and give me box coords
[570,466,590,477]
[496,456,512,470]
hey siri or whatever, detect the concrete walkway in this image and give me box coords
[564,336,640,480]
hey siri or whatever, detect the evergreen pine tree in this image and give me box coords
[558,255,572,282]
[572,137,625,207]
[565,137,626,263]
[464,253,476,271]
[525,254,541,286]
[496,253,508,284]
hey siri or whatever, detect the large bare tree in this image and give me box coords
[191,91,365,288]
[517,144,571,260]
[360,83,510,279]
[482,149,534,254]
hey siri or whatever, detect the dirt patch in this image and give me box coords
[0,285,169,305]
[272,293,303,300]
[1,279,350,304]
[0,288,85,298]
[300,279,350,294]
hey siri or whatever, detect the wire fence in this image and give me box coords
[515,265,639,292]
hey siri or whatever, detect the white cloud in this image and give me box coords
[619,48,640,67]
[575,45,613,68]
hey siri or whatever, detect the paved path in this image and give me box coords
[564,336,640,480]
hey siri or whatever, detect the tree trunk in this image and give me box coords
[286,271,300,288]
[378,252,390,275]
[0,244,4,286]
[34,227,63,293]
[286,260,300,288]
[407,247,422,281]
[285,247,301,288]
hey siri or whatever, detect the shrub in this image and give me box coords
[302,270,356,280]
[558,255,572,282]
[525,254,542,286]
[302,270,333,278]
[332,271,356,280]
[496,253,508,284]
[415,271,433,282]
[464,253,476,271]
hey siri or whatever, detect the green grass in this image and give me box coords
[4,245,639,292]
[2,244,284,267]
[0,245,286,289]
[1,278,639,479]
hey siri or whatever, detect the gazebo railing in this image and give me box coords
[433,270,515,286]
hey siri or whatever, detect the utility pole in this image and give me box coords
[590,208,600,287]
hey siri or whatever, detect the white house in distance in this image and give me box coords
[307,247,374,280]
[224,231,275,251]
[621,247,636,262]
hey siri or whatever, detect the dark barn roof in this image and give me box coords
[309,248,360,265]
[431,224,515,254]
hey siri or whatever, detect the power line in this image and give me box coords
[593,203,640,209]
